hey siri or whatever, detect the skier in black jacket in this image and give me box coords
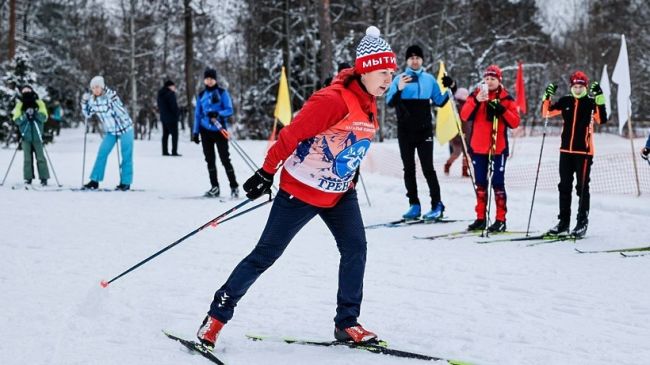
[541,71,607,238]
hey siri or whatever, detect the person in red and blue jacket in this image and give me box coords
[541,71,607,238]
[196,26,397,350]
[460,65,520,233]
[193,68,239,198]
[642,134,650,161]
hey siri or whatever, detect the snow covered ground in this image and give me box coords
[1,127,648,365]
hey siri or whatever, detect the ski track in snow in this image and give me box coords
[1,128,648,365]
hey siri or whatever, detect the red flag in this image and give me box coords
[515,61,527,114]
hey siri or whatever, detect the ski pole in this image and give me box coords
[100,198,253,288]
[358,172,372,207]
[482,114,499,238]
[220,129,279,193]
[525,115,549,236]
[216,194,273,225]
[81,118,88,186]
[0,136,22,186]
[447,89,477,193]
[32,119,62,187]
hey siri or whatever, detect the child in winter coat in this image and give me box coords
[12,86,50,185]
[81,76,134,191]
[460,65,521,233]
[196,26,396,350]
[541,71,607,238]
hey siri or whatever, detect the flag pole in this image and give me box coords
[626,110,641,196]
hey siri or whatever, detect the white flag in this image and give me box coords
[611,34,631,134]
[599,65,611,120]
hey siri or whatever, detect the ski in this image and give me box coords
[574,246,650,254]
[69,187,145,192]
[245,334,473,364]
[620,252,650,258]
[365,218,462,229]
[415,230,528,241]
[476,233,577,244]
[163,330,225,365]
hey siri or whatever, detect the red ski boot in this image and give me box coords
[196,315,224,349]
[334,324,378,343]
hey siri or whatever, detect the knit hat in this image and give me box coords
[163,80,175,88]
[355,26,397,74]
[405,45,424,61]
[454,87,470,101]
[204,68,217,80]
[569,71,589,86]
[483,65,502,81]
[89,76,105,89]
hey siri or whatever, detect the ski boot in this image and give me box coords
[204,186,220,198]
[334,323,377,343]
[115,184,130,191]
[402,204,421,221]
[422,201,445,221]
[487,220,507,233]
[40,179,48,186]
[83,180,99,190]
[571,216,589,238]
[24,179,32,185]
[197,315,225,349]
[547,219,570,236]
[231,187,239,198]
[467,219,486,231]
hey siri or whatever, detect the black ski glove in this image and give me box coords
[192,134,200,144]
[543,83,557,100]
[642,147,649,160]
[243,169,274,199]
[589,82,603,96]
[442,75,455,88]
[487,99,505,116]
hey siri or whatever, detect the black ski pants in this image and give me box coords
[398,132,441,209]
[558,153,592,222]
[200,130,238,188]
[162,121,178,155]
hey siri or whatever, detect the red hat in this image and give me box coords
[570,71,589,86]
[483,65,502,81]
[354,26,397,74]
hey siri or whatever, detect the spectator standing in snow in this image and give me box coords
[12,86,50,185]
[385,44,456,222]
[460,65,520,233]
[157,80,181,156]
[193,68,239,198]
[195,26,397,350]
[541,71,607,238]
[444,87,471,177]
[81,76,134,191]
[641,134,650,162]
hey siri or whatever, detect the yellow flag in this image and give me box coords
[435,61,459,144]
[274,66,292,126]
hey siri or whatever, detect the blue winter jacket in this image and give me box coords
[82,88,133,135]
[646,134,650,149]
[385,67,449,133]
[193,86,233,134]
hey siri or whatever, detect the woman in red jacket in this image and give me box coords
[460,65,520,232]
[196,26,397,349]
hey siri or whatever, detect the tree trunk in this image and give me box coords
[317,0,332,84]
[282,0,290,88]
[8,0,16,60]
[129,0,138,138]
[184,0,194,131]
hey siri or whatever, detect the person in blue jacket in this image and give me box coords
[385,45,455,221]
[193,68,239,198]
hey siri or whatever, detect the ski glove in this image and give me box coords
[589,82,603,95]
[543,83,557,100]
[442,75,455,88]
[192,134,200,144]
[642,147,649,160]
[487,99,505,116]
[243,168,274,199]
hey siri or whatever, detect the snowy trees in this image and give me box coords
[0,0,649,139]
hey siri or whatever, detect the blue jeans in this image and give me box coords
[90,129,134,184]
[208,189,367,329]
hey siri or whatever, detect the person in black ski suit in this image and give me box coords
[541,71,607,238]
[157,80,181,156]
